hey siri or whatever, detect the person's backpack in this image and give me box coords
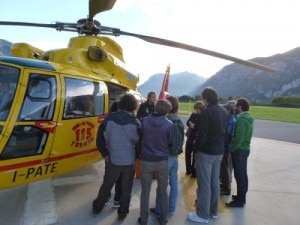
[169,118,185,155]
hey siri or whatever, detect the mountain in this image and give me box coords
[190,48,300,102]
[2,38,299,102]
[0,39,12,56]
[138,72,206,98]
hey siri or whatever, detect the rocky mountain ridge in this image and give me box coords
[190,48,300,102]
[138,72,206,98]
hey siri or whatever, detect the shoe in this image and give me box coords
[232,195,237,200]
[118,214,126,223]
[150,207,160,216]
[220,189,231,195]
[105,198,111,206]
[138,217,143,225]
[158,217,168,225]
[113,200,120,208]
[210,214,218,219]
[231,195,246,204]
[187,212,208,223]
[225,200,244,208]
[90,209,100,217]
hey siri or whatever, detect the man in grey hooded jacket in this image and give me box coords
[92,93,141,222]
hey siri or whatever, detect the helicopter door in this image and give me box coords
[0,69,61,188]
[49,76,108,175]
[0,71,58,160]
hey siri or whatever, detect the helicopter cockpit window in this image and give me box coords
[64,78,105,119]
[0,125,47,160]
[0,65,19,121]
[106,83,126,108]
[18,74,56,121]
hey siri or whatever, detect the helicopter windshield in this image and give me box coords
[0,65,19,121]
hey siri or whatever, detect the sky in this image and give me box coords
[1,0,300,84]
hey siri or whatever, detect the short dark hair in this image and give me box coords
[118,94,138,112]
[166,95,179,114]
[236,98,250,111]
[109,101,118,112]
[201,87,219,104]
[194,101,205,110]
[155,99,172,116]
[147,91,156,98]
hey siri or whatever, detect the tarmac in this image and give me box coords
[1,120,300,225]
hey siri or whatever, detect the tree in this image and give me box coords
[179,95,194,102]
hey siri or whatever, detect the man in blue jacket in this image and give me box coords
[138,99,174,225]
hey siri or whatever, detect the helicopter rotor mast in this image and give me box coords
[0,0,276,73]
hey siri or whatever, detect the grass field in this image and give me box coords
[179,102,300,124]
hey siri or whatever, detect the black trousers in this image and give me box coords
[185,138,195,174]
[231,150,250,204]
[93,159,135,215]
[220,151,231,190]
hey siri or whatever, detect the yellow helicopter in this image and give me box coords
[0,0,275,190]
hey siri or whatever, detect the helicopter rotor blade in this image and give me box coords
[0,20,276,73]
[88,0,117,20]
[0,21,79,32]
[0,21,58,29]
[108,29,276,73]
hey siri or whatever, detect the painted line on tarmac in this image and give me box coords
[253,137,300,146]
[179,171,231,214]
[21,179,58,225]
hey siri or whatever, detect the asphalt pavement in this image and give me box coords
[0,119,299,225]
[253,119,300,144]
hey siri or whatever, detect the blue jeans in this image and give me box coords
[231,150,250,204]
[155,156,178,213]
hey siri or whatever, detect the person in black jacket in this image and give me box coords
[187,87,227,223]
[136,91,156,121]
[185,101,204,177]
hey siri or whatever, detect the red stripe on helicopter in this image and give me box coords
[0,148,99,172]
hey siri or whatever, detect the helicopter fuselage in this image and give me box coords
[0,36,142,189]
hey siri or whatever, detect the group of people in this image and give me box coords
[91,91,183,225]
[90,87,254,224]
[186,88,254,223]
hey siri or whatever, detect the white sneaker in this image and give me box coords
[104,198,111,206]
[113,200,120,208]
[187,212,208,223]
[210,214,218,219]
